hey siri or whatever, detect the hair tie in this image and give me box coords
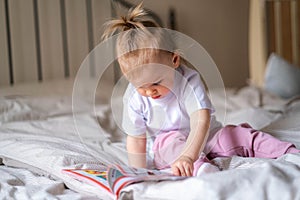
[121,16,136,30]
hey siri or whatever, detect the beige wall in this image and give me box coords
[141,0,250,88]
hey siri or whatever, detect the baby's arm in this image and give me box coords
[126,134,147,168]
[171,109,210,176]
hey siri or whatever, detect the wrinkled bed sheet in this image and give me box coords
[0,165,88,200]
[0,80,300,200]
[0,113,127,199]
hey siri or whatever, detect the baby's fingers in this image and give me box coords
[172,163,193,177]
[183,164,193,176]
[172,164,186,176]
[172,166,181,176]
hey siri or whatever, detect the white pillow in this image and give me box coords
[264,53,300,99]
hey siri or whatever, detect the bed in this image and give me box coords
[1,0,300,200]
[1,76,300,200]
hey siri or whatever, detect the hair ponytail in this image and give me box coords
[102,2,159,40]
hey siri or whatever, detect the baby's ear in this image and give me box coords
[172,53,181,68]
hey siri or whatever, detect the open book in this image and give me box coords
[62,165,185,198]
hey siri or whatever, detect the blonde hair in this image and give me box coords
[102,3,177,77]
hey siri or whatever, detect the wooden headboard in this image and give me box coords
[0,0,163,87]
[0,0,107,86]
[249,0,299,87]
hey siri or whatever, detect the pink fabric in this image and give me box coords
[152,123,300,176]
[207,123,300,159]
[152,131,211,176]
[152,131,187,169]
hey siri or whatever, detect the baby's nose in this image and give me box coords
[146,89,155,96]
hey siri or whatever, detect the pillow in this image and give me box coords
[264,53,300,99]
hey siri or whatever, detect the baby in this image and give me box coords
[102,3,300,176]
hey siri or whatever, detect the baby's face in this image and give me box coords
[135,65,174,99]
[120,51,180,100]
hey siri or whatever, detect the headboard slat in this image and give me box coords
[281,1,293,62]
[60,0,70,78]
[266,0,299,66]
[297,0,300,65]
[85,0,95,77]
[3,0,13,85]
[33,0,43,81]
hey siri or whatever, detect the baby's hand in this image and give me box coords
[171,155,194,177]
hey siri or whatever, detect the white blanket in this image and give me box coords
[2,125,300,200]
[121,154,300,200]
[0,165,89,200]
[1,81,300,200]
[0,115,126,200]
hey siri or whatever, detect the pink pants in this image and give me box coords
[152,123,299,176]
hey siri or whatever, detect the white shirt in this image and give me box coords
[122,65,222,141]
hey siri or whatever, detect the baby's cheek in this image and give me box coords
[137,88,146,96]
[161,87,171,96]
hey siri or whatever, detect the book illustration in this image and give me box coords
[62,168,111,192]
[62,165,185,198]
